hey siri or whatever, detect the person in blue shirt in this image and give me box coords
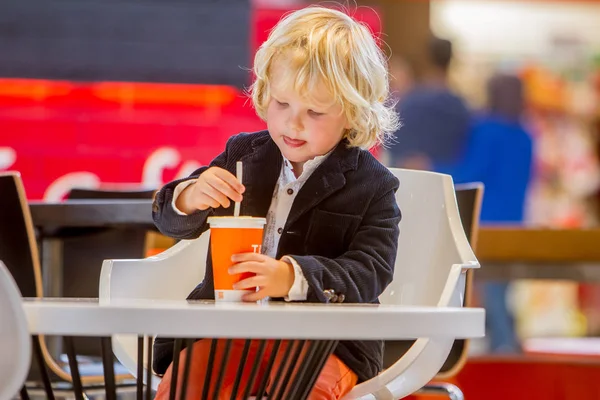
[451,74,533,223]
[388,36,471,170]
[449,73,533,352]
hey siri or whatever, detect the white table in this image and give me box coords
[23,298,485,400]
[23,298,485,340]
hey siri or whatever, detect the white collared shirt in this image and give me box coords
[171,152,331,301]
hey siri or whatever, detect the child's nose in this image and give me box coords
[288,113,303,132]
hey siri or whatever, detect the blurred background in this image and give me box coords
[2,0,600,398]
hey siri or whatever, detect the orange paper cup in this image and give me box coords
[208,216,266,302]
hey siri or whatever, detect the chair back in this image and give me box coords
[0,172,42,298]
[67,188,155,200]
[380,169,478,308]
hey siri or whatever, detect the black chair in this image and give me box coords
[435,183,483,374]
[383,182,484,400]
[0,172,40,299]
[0,172,137,395]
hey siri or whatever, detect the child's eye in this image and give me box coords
[276,100,289,107]
[308,110,324,117]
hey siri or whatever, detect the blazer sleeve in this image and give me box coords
[151,137,233,239]
[291,177,401,303]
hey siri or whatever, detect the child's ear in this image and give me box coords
[343,128,353,142]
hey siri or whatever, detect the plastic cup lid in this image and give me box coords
[207,216,267,228]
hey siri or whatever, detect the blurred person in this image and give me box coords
[447,73,534,352]
[387,36,471,171]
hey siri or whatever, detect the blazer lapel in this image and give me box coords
[285,140,359,228]
[239,134,282,218]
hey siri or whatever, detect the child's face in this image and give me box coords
[266,59,350,167]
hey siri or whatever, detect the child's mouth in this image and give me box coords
[283,136,306,148]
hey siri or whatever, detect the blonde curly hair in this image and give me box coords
[249,6,399,149]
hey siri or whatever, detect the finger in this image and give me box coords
[233,276,265,290]
[228,261,264,275]
[197,192,220,209]
[201,182,231,208]
[231,253,266,263]
[206,175,243,203]
[213,168,245,193]
[243,288,268,302]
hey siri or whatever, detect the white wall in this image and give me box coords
[431,0,600,65]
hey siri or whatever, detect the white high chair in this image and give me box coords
[0,261,31,400]
[99,168,480,398]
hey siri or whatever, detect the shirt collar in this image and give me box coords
[282,150,333,182]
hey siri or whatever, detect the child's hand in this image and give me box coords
[229,253,295,302]
[177,167,245,214]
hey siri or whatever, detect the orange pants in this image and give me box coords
[155,339,358,400]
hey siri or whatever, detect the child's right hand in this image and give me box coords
[177,167,245,214]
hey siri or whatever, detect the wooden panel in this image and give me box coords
[146,231,176,254]
[477,227,600,263]
[359,0,431,76]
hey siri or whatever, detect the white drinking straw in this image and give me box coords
[234,161,242,217]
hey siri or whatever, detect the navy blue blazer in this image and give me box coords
[151,130,401,382]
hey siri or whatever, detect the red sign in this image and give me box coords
[1,6,381,200]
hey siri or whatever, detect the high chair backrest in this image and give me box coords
[380,169,478,307]
[344,169,481,399]
[100,168,480,394]
[0,261,31,400]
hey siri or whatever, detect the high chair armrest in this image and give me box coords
[98,230,210,391]
[99,230,210,303]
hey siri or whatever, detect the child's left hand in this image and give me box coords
[229,253,295,301]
